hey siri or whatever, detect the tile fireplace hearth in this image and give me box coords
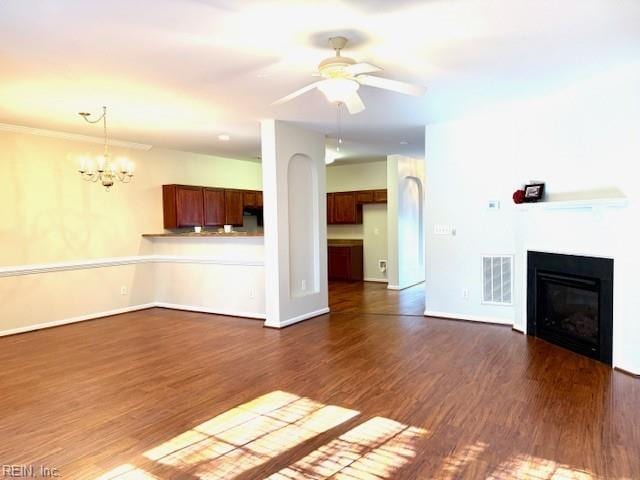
[527,251,613,364]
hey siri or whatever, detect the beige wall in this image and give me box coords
[326,161,388,282]
[0,130,262,265]
[0,129,264,333]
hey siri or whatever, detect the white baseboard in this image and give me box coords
[264,307,330,329]
[424,309,513,326]
[364,278,388,283]
[0,303,156,337]
[154,302,265,320]
[388,279,424,291]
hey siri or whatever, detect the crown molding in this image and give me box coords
[0,123,153,151]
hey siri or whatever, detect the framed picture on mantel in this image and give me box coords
[523,183,545,203]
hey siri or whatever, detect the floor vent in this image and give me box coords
[482,256,513,305]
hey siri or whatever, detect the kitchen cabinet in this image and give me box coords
[356,190,375,204]
[203,188,226,226]
[373,189,387,203]
[333,192,361,224]
[224,189,244,226]
[327,193,335,224]
[163,184,264,229]
[328,241,364,281]
[163,185,204,228]
[327,189,387,225]
[243,190,257,208]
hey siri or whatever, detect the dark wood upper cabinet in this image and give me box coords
[374,189,387,203]
[243,191,257,208]
[225,189,244,226]
[203,188,226,226]
[356,190,375,204]
[333,192,361,224]
[327,193,335,224]
[326,189,387,225]
[163,185,204,228]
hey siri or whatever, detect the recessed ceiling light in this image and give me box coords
[399,140,409,145]
[218,134,231,141]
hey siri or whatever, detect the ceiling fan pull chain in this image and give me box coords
[336,102,342,152]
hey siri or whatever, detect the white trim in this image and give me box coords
[424,309,513,326]
[0,255,264,278]
[364,278,388,283]
[387,279,424,291]
[0,123,152,150]
[0,303,156,337]
[0,256,151,277]
[155,255,264,267]
[154,302,265,320]
[264,307,330,329]
[515,197,628,212]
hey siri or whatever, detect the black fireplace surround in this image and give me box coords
[527,251,613,364]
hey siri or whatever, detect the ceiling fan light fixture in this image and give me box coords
[317,78,359,104]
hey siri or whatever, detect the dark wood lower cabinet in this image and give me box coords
[328,242,364,281]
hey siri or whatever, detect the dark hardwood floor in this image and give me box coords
[0,285,638,479]
[329,280,425,316]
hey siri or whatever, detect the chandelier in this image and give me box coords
[77,106,134,190]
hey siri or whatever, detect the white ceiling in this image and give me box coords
[1,0,638,162]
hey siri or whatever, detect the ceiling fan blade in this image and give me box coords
[344,62,382,76]
[357,74,426,96]
[343,92,365,115]
[271,81,322,105]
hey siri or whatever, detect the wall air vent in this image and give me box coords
[482,256,513,305]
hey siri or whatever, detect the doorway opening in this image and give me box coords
[325,155,425,316]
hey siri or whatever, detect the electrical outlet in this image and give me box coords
[378,260,387,272]
[373,227,380,236]
[249,289,255,300]
[301,280,307,291]
[462,289,469,300]
[120,285,128,296]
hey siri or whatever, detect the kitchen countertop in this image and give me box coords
[143,231,264,238]
[327,238,363,246]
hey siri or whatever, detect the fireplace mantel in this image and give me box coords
[515,197,628,212]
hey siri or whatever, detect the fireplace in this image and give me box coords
[527,251,613,364]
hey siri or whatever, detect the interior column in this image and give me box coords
[261,119,329,328]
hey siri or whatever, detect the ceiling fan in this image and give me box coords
[272,36,426,114]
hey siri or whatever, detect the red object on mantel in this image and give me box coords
[513,189,525,204]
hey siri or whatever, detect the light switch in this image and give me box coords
[434,224,452,235]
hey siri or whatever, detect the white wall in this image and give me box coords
[151,237,265,319]
[326,161,388,281]
[425,61,640,373]
[387,155,426,290]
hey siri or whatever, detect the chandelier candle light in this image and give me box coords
[77,106,135,190]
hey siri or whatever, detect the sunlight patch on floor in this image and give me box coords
[95,464,158,480]
[96,391,430,480]
[487,454,595,480]
[266,416,427,479]
[435,441,489,479]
